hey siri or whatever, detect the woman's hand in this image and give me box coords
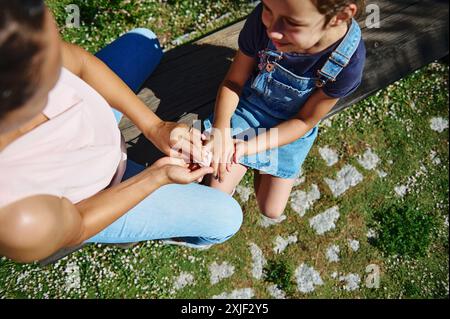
[204,127,234,183]
[150,156,213,185]
[145,121,206,164]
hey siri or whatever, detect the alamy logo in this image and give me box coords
[366,4,381,28]
[365,264,381,288]
[65,4,80,28]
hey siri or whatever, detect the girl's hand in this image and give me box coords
[150,157,213,185]
[233,139,247,164]
[203,127,234,182]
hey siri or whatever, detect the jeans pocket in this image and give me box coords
[251,71,269,96]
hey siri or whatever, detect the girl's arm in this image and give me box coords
[213,50,256,128]
[236,89,339,158]
[60,41,204,163]
[208,50,256,181]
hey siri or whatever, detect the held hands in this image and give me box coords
[146,121,206,164]
[145,121,214,185]
[146,121,247,184]
[233,139,247,164]
[203,127,234,183]
[203,127,247,183]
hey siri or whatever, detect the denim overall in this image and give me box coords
[205,19,362,179]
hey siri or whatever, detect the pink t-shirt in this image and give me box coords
[0,67,126,207]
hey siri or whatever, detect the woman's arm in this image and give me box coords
[61,41,161,138]
[60,41,204,163]
[0,159,212,263]
[208,50,256,181]
[236,89,339,158]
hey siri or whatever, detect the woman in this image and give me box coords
[0,0,243,263]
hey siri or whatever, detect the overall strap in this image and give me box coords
[265,40,283,61]
[316,18,362,88]
[257,39,283,72]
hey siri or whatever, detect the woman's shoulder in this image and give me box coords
[42,68,84,119]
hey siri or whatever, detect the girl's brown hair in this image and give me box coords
[313,0,366,24]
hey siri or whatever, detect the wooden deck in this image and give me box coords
[120,0,449,166]
[38,0,449,267]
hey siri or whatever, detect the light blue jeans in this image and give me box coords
[85,28,243,246]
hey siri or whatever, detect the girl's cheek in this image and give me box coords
[294,30,318,47]
[290,33,305,47]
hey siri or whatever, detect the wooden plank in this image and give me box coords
[120,0,449,151]
[328,0,450,117]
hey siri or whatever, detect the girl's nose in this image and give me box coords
[267,19,284,41]
[268,31,284,41]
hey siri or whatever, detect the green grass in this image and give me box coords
[0,1,448,299]
[372,203,437,258]
[264,259,296,294]
[45,0,257,53]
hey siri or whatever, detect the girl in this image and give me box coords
[204,0,366,219]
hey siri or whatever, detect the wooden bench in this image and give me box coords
[38,0,448,266]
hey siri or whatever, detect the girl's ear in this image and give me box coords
[328,3,358,27]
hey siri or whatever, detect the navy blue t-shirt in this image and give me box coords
[238,4,366,98]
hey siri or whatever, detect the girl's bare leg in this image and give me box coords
[207,164,248,195]
[254,173,296,219]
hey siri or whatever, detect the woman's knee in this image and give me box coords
[128,27,163,57]
[210,193,243,241]
[95,27,163,93]
[129,28,159,42]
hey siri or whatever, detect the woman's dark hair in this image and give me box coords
[0,0,46,121]
[313,0,366,25]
